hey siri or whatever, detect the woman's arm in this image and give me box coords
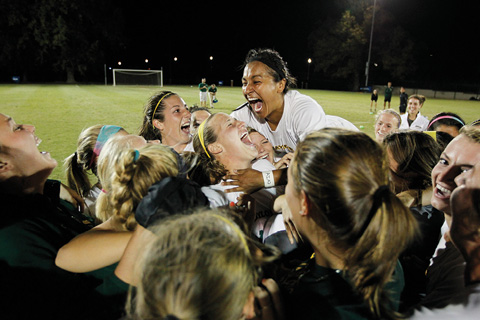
[55,219,132,273]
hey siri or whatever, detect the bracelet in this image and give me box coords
[262,171,275,188]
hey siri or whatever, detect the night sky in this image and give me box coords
[105,0,480,87]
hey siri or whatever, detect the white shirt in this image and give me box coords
[325,115,359,131]
[399,112,429,131]
[230,90,326,155]
[201,159,281,217]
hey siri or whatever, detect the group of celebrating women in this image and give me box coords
[1,48,480,320]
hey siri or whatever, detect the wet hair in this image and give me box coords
[243,48,297,93]
[383,131,442,193]
[138,91,177,142]
[291,128,418,319]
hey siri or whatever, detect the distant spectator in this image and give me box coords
[399,87,408,114]
[370,89,378,114]
[384,81,393,109]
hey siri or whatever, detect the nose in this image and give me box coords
[24,124,35,133]
[243,82,254,95]
[436,164,462,187]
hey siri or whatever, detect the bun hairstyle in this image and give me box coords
[243,48,297,92]
[408,94,426,106]
[291,128,418,318]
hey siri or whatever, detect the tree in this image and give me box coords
[308,0,417,91]
[0,0,124,83]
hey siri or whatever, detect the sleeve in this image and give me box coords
[291,97,326,142]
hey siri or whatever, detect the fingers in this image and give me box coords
[254,279,285,320]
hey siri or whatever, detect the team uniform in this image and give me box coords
[230,90,326,157]
[399,112,429,131]
[198,82,208,104]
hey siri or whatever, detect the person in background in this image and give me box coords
[427,112,465,138]
[384,81,393,109]
[370,89,378,114]
[198,78,208,108]
[399,87,408,115]
[208,83,218,107]
[283,128,417,319]
[138,91,192,153]
[399,94,429,131]
[374,109,401,143]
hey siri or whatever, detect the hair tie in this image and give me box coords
[133,149,140,162]
[152,93,174,129]
[428,115,465,129]
[197,119,211,158]
[88,125,123,169]
[358,185,390,236]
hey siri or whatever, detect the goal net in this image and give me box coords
[113,69,163,86]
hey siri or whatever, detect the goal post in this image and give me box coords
[112,68,163,86]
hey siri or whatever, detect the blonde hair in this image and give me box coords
[128,209,272,320]
[291,128,418,319]
[96,137,178,230]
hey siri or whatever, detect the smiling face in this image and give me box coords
[154,95,191,151]
[407,97,422,117]
[249,131,275,164]
[431,134,480,214]
[207,113,258,170]
[241,61,286,120]
[375,113,399,142]
[0,114,57,191]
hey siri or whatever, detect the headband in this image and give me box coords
[197,119,211,158]
[88,125,123,169]
[428,115,465,129]
[151,93,174,129]
[211,213,250,254]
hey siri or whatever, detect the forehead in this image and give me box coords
[249,131,265,142]
[444,134,480,164]
[192,110,210,121]
[242,61,271,78]
[377,113,398,124]
[164,95,185,107]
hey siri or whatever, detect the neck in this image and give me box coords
[223,158,253,173]
[408,112,418,121]
[0,176,46,195]
[265,96,285,129]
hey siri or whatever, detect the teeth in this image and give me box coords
[437,184,451,195]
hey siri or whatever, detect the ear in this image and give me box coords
[152,119,164,131]
[207,142,223,156]
[300,190,310,216]
[276,79,287,93]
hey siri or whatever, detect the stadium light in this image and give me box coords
[209,56,213,61]
[145,59,149,63]
[365,0,377,87]
[118,61,122,66]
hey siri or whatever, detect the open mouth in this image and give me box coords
[240,131,255,147]
[435,183,452,199]
[181,122,190,135]
[248,98,264,113]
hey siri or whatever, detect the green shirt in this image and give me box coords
[199,82,208,92]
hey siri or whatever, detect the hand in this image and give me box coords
[274,153,294,170]
[60,183,85,212]
[233,194,257,230]
[450,186,480,284]
[274,195,302,245]
[252,279,285,320]
[222,168,264,194]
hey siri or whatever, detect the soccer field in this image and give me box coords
[1,84,478,181]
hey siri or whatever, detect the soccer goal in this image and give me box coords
[112,68,163,86]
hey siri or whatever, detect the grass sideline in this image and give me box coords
[1,84,479,181]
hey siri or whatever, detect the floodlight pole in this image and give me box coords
[365,0,377,87]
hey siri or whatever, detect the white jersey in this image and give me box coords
[201,159,281,218]
[325,115,359,131]
[399,112,429,131]
[230,90,326,154]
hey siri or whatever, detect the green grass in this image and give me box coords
[1,84,479,181]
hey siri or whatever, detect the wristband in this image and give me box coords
[262,171,275,188]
